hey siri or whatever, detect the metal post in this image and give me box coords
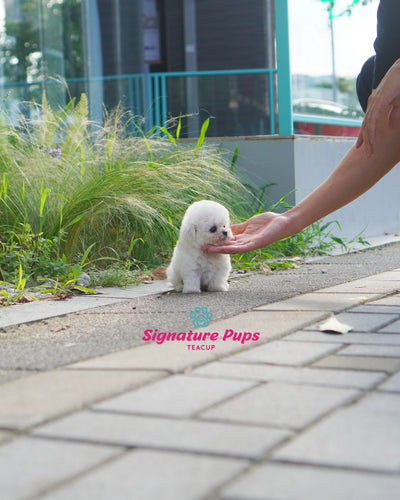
[275,0,293,135]
[183,0,199,138]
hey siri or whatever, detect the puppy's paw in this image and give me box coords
[208,282,229,292]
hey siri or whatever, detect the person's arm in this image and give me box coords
[204,103,400,254]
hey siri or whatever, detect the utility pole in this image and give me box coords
[327,2,338,101]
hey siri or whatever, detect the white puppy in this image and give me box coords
[167,200,232,293]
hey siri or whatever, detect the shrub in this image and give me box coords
[0,94,250,280]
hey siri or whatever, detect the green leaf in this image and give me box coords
[196,118,210,151]
[80,242,96,267]
[39,188,50,218]
[159,127,177,146]
[230,144,239,173]
[71,264,82,280]
[176,116,182,141]
[127,237,144,258]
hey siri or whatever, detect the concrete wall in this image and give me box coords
[208,135,400,240]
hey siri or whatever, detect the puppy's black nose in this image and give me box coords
[222,230,228,237]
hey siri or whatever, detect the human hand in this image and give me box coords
[202,212,293,254]
[356,58,400,156]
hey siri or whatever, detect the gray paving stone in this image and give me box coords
[366,269,400,280]
[39,449,246,500]
[371,294,400,306]
[94,374,255,417]
[378,372,400,392]
[0,295,124,328]
[0,369,33,384]
[313,354,400,373]
[274,405,400,472]
[355,392,400,412]
[0,369,165,430]
[0,430,15,444]
[191,362,386,390]
[208,310,328,343]
[67,342,220,372]
[305,312,398,332]
[220,462,400,500]
[348,304,400,314]
[34,411,290,458]
[322,279,400,294]
[0,437,121,500]
[200,382,359,430]
[378,319,400,333]
[255,292,372,312]
[339,344,400,357]
[285,331,400,345]
[223,341,339,367]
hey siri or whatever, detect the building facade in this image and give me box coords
[0,0,276,136]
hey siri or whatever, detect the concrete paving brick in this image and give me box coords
[313,354,400,373]
[255,292,371,312]
[364,269,400,279]
[67,342,220,372]
[39,449,246,500]
[0,369,33,384]
[200,382,359,430]
[0,369,165,430]
[34,411,290,458]
[0,430,15,444]
[220,462,400,500]
[274,405,400,472]
[371,294,400,306]
[223,341,339,367]
[67,311,327,373]
[305,311,398,332]
[348,303,400,314]
[363,270,400,281]
[0,296,124,328]
[355,392,400,412]
[321,278,400,294]
[191,362,386,390]
[285,330,400,345]
[207,310,328,343]
[0,437,121,500]
[339,344,400,357]
[94,374,256,417]
[378,372,400,392]
[378,319,400,333]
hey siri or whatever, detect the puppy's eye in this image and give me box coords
[209,226,217,233]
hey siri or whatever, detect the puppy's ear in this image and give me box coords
[180,223,197,241]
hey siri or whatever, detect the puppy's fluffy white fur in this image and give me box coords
[167,200,232,293]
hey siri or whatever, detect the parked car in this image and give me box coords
[293,98,364,137]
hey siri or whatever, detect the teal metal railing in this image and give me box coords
[0,69,278,138]
[0,71,362,137]
[293,113,362,127]
[146,68,277,135]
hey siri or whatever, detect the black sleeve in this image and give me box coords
[373,0,400,88]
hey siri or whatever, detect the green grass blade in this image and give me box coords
[196,118,210,151]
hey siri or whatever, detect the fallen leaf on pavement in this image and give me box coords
[319,315,353,335]
[152,266,167,280]
[50,325,71,332]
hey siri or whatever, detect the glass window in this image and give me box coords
[0,0,85,118]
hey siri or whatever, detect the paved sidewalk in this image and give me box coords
[2,248,400,498]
